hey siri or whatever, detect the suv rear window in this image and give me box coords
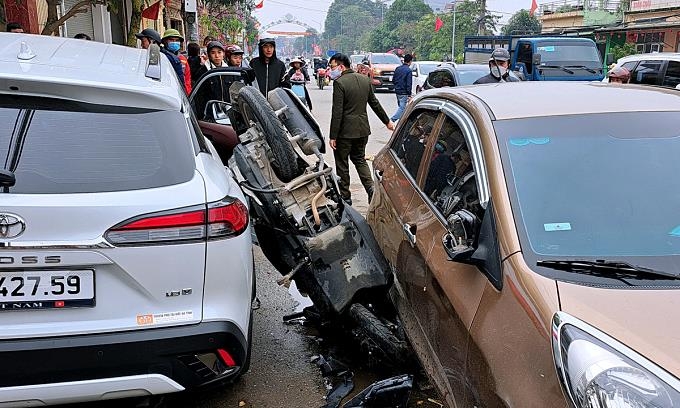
[1,98,195,194]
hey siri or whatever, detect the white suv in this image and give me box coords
[607,52,680,88]
[0,33,253,406]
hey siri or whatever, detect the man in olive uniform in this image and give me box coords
[328,53,394,205]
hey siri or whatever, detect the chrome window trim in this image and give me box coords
[440,102,490,209]
[551,311,680,408]
[387,99,444,189]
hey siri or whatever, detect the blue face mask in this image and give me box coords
[329,67,342,80]
[166,42,181,53]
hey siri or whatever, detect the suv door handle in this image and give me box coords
[374,169,384,182]
[403,223,417,247]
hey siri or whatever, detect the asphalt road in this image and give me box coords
[55,85,401,408]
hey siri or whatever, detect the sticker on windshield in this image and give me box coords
[537,46,555,52]
[669,226,680,237]
[510,137,551,146]
[544,223,571,232]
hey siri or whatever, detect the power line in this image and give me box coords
[264,0,328,13]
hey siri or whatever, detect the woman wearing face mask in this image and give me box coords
[161,29,192,94]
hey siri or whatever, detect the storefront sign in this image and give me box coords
[630,0,680,11]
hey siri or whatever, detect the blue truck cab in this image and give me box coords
[464,35,605,81]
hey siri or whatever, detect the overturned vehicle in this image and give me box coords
[195,79,408,368]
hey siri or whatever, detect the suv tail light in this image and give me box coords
[105,197,248,246]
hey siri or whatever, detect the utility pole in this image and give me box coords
[451,1,457,61]
[478,0,487,35]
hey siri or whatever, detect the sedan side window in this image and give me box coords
[662,61,680,88]
[423,116,481,220]
[629,60,663,85]
[391,110,439,180]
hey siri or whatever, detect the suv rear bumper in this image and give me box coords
[0,321,247,399]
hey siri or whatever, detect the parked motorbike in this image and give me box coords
[316,67,330,90]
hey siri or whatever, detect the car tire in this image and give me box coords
[238,86,299,183]
[350,303,410,365]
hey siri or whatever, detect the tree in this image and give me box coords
[382,0,431,31]
[610,42,637,61]
[324,0,381,42]
[501,9,541,35]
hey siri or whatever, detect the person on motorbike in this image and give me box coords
[286,58,312,110]
[473,48,520,84]
[225,44,251,68]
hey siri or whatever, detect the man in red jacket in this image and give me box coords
[162,29,192,95]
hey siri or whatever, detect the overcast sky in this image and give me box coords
[253,0,541,33]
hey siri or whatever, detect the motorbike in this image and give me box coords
[316,67,330,90]
[290,79,308,107]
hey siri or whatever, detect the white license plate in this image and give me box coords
[0,270,95,310]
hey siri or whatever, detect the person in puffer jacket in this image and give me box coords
[162,29,192,94]
[250,38,288,96]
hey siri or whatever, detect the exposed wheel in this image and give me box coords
[238,86,299,182]
[350,303,410,365]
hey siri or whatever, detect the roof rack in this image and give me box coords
[145,44,161,80]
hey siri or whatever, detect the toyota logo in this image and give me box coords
[0,214,25,239]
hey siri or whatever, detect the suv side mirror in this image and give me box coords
[532,53,542,66]
[606,54,615,65]
[442,209,480,261]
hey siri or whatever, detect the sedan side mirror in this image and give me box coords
[442,209,480,261]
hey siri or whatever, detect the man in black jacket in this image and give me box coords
[473,48,520,84]
[250,38,287,96]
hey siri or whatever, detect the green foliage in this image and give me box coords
[382,0,431,31]
[501,9,541,35]
[610,42,637,61]
[324,0,381,53]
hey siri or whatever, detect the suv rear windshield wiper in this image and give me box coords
[538,65,575,75]
[564,65,599,74]
[537,259,680,281]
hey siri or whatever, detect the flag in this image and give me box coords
[255,0,263,9]
[529,0,538,16]
[434,16,443,32]
[141,0,161,20]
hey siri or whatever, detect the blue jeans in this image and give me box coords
[391,94,409,122]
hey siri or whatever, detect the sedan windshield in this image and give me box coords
[496,112,680,259]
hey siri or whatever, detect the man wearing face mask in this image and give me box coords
[473,48,519,84]
[162,29,192,94]
[250,38,287,96]
[329,53,395,205]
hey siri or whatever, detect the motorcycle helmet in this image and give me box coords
[225,44,244,58]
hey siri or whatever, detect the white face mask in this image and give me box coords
[490,64,509,80]
[329,67,342,80]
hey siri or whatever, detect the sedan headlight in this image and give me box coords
[552,312,680,408]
